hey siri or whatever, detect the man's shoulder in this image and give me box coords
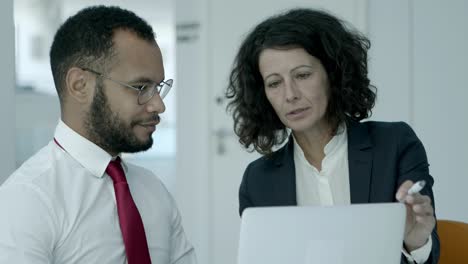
[124,162,160,180]
[0,143,60,216]
[3,142,57,188]
[124,161,178,212]
[124,162,172,193]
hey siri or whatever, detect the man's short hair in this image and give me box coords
[50,5,156,101]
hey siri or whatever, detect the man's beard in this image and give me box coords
[85,81,154,154]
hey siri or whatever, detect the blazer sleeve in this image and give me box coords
[239,163,254,217]
[396,122,440,264]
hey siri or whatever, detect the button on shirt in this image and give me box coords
[293,126,431,264]
[0,120,197,264]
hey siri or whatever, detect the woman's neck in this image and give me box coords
[293,124,334,171]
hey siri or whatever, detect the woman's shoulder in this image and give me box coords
[358,120,410,129]
[351,120,421,147]
[355,120,415,136]
[246,139,293,171]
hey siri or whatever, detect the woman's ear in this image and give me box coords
[65,67,95,104]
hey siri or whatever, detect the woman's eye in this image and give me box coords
[267,80,281,88]
[296,72,311,79]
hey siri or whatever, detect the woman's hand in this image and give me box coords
[396,180,436,252]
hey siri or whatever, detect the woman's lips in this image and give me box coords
[286,107,310,119]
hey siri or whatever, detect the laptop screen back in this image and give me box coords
[237,203,405,264]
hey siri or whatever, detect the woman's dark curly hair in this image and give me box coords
[226,8,376,155]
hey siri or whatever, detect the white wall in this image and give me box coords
[15,93,60,167]
[368,0,412,123]
[175,0,212,263]
[412,0,468,222]
[369,0,467,222]
[0,0,15,184]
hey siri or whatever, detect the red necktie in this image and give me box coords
[106,157,152,264]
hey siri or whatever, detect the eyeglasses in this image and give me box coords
[81,67,173,105]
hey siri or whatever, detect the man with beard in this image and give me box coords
[0,5,196,264]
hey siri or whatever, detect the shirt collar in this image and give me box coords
[293,124,347,164]
[323,124,347,156]
[54,120,128,178]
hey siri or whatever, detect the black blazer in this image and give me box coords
[239,121,440,264]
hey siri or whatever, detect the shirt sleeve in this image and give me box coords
[402,236,433,263]
[169,196,198,264]
[0,184,57,264]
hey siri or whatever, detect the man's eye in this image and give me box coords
[133,84,147,90]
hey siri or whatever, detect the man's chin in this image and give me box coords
[122,138,153,153]
[138,140,154,152]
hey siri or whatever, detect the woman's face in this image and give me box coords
[259,47,330,133]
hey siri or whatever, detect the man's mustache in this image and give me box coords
[132,114,160,126]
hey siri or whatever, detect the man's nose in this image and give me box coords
[145,93,166,114]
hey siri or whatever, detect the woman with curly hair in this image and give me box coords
[226,8,439,264]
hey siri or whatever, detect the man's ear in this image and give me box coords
[65,67,95,104]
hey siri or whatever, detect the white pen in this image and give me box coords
[408,180,426,195]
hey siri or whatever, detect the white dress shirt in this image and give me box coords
[293,126,431,264]
[0,120,197,264]
[294,126,350,207]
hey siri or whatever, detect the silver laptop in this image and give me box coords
[237,203,406,264]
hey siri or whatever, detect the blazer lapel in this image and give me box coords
[272,137,297,206]
[347,121,373,204]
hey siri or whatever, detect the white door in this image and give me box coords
[207,1,367,264]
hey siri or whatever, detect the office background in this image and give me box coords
[0,1,466,264]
